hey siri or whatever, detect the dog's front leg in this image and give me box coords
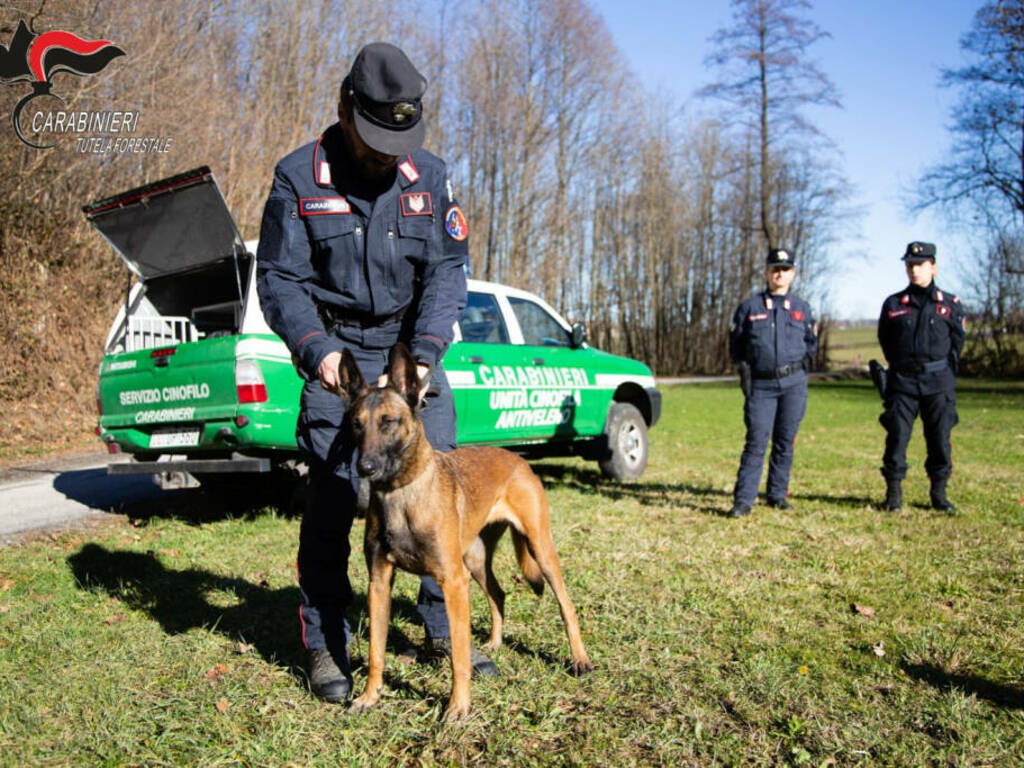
[350,555,394,713]
[438,566,472,722]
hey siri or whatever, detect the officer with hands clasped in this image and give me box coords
[256,42,494,704]
[728,248,818,518]
[873,241,965,513]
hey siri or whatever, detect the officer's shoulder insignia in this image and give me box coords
[748,312,768,322]
[398,157,420,183]
[401,192,433,216]
[444,205,468,241]
[888,307,911,319]
[962,316,967,331]
[936,304,951,317]
[791,310,805,321]
[299,197,350,216]
[900,294,910,305]
[952,294,960,304]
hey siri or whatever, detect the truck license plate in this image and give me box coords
[149,428,201,448]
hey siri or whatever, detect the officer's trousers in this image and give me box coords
[733,377,807,506]
[880,388,957,481]
[295,344,456,666]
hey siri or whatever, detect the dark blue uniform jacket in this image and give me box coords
[729,291,818,381]
[256,123,468,380]
[878,283,965,396]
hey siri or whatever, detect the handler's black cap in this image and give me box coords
[902,241,936,263]
[767,247,795,267]
[343,42,427,156]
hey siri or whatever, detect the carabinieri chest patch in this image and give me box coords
[300,197,351,216]
[401,192,432,216]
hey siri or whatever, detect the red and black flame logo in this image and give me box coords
[0,19,125,148]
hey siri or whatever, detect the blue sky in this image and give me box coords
[588,0,979,319]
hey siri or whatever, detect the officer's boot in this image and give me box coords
[929,477,956,513]
[883,478,902,511]
[307,648,352,703]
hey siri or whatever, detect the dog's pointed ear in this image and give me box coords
[386,342,420,410]
[338,348,366,402]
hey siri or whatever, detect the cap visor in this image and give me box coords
[902,255,932,263]
[353,110,425,156]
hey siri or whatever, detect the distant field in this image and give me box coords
[827,324,880,369]
[1,380,1022,766]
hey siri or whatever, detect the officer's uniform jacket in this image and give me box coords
[729,291,818,386]
[878,283,966,396]
[256,123,468,380]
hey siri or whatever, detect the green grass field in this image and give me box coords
[1,381,1023,766]
[827,325,881,369]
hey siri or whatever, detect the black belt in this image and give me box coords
[752,363,801,380]
[316,301,409,332]
[893,359,948,375]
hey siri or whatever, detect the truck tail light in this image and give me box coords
[235,359,268,403]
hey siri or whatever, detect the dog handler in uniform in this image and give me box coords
[875,241,965,512]
[256,42,496,703]
[728,248,818,518]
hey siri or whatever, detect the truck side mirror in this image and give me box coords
[570,321,587,349]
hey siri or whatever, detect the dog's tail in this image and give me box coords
[511,530,544,596]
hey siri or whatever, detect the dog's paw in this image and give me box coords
[349,693,380,714]
[441,701,471,723]
[570,657,594,676]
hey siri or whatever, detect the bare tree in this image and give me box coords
[915,0,1024,232]
[698,0,841,254]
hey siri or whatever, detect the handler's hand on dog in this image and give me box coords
[377,363,431,403]
[317,351,344,395]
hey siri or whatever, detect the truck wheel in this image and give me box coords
[598,402,648,481]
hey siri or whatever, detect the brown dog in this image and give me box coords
[339,343,592,721]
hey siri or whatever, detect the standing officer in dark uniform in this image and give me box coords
[256,42,495,704]
[875,241,965,512]
[728,248,818,518]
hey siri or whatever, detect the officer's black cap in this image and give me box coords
[766,248,795,267]
[902,241,936,263]
[343,42,427,156]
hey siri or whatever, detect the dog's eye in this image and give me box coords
[352,419,365,434]
[379,415,397,429]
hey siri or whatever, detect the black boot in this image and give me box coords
[883,478,902,511]
[930,477,956,513]
[728,502,752,518]
[426,636,499,678]
[308,648,352,703]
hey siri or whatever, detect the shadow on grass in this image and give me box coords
[66,542,423,691]
[53,468,304,526]
[901,662,1024,710]
[530,462,730,516]
[789,491,878,507]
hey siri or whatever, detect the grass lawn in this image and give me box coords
[1,380,1022,766]
[827,325,881,369]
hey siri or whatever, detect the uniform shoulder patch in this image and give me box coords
[936,304,951,317]
[398,157,420,183]
[791,310,805,322]
[444,205,468,241]
[748,312,768,322]
[887,307,912,319]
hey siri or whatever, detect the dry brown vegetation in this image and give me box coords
[1,0,847,459]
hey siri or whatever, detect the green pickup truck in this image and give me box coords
[88,167,661,486]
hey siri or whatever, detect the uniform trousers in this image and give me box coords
[734,375,807,506]
[295,341,455,668]
[880,385,957,481]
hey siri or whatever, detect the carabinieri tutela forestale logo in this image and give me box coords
[0,19,125,149]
